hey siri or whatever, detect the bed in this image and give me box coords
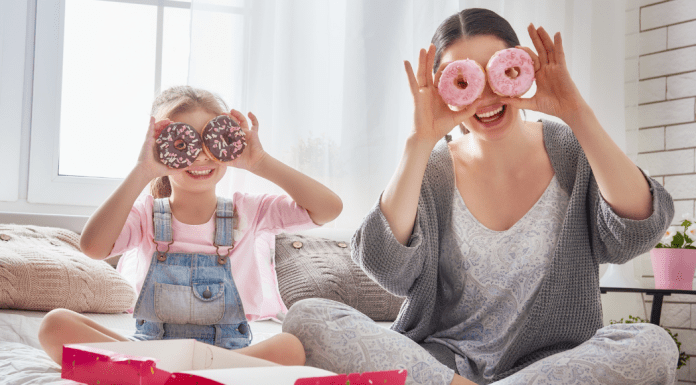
[0,224,401,384]
[0,309,290,384]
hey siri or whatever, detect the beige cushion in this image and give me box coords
[275,233,404,321]
[0,224,136,313]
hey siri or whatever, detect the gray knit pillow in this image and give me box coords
[0,224,137,313]
[275,233,404,321]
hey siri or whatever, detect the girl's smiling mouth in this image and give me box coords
[186,167,215,178]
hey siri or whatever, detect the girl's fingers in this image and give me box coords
[554,32,566,67]
[537,26,556,65]
[247,112,259,131]
[228,109,249,129]
[425,44,436,87]
[404,60,419,95]
[528,24,548,65]
[417,48,428,87]
[516,46,541,73]
[152,118,171,137]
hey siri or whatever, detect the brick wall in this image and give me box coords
[625,0,696,382]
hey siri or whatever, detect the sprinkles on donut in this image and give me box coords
[201,115,247,162]
[486,47,535,97]
[155,122,203,169]
[438,59,486,107]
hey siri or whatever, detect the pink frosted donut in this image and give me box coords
[438,59,486,107]
[486,48,535,97]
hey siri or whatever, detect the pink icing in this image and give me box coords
[486,48,535,97]
[438,59,486,107]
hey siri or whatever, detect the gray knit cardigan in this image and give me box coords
[351,119,674,380]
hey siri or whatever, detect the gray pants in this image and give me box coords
[283,299,678,385]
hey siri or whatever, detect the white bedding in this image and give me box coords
[0,309,393,384]
[0,309,285,384]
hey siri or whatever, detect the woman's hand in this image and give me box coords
[405,44,481,147]
[135,117,180,180]
[224,109,268,172]
[503,24,586,121]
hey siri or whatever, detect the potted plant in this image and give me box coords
[610,315,689,370]
[651,213,696,290]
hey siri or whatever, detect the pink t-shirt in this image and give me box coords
[111,193,318,321]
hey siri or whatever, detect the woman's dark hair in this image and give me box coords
[431,8,520,75]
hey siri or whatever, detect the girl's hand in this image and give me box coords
[405,44,482,147]
[224,109,268,172]
[136,117,179,180]
[502,24,585,121]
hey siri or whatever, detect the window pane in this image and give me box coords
[58,0,157,179]
[161,7,191,92]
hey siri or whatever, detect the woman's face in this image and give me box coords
[167,107,227,194]
[437,34,521,141]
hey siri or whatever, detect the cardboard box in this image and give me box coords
[61,339,407,385]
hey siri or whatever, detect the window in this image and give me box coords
[0,2,28,202]
[29,0,247,207]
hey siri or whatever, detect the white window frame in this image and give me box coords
[29,0,198,207]
[0,1,29,202]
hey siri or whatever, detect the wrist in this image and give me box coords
[248,152,272,176]
[406,132,439,154]
[560,100,594,128]
[133,162,164,185]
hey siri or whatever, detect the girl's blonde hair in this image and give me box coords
[149,86,229,198]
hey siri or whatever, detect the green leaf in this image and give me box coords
[685,234,693,244]
[685,245,696,249]
[672,233,685,248]
[681,219,692,229]
[655,243,665,248]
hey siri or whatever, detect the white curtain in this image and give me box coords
[188,0,626,230]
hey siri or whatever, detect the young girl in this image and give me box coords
[38,85,343,366]
[282,8,677,385]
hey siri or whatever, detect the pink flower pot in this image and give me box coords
[650,248,696,290]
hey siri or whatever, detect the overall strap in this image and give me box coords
[214,196,236,248]
[153,198,173,243]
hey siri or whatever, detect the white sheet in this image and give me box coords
[0,309,391,384]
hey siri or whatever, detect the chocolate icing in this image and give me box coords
[156,122,203,169]
[202,115,247,162]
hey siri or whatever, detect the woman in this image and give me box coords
[283,8,677,385]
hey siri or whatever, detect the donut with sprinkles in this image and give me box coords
[155,122,203,169]
[201,115,247,162]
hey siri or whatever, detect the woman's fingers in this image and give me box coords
[417,48,428,87]
[554,32,566,67]
[404,60,419,94]
[425,44,436,87]
[452,99,483,122]
[501,96,536,112]
[528,24,547,65]
[537,26,556,65]
[433,63,448,89]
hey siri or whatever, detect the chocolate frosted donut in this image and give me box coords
[156,122,203,169]
[201,115,247,162]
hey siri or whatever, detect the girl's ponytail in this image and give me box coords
[150,176,172,198]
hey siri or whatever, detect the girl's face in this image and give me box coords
[167,107,227,194]
[437,34,522,141]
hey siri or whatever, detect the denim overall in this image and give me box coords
[132,197,252,349]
